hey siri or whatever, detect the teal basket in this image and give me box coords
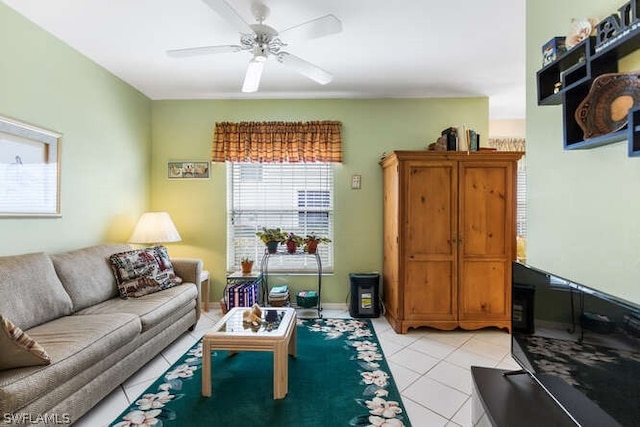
[296,290,318,308]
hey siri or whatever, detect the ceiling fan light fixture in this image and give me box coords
[252,45,268,62]
[242,57,265,92]
[172,0,342,92]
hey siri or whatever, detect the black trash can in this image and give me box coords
[349,273,380,318]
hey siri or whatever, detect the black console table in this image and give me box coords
[471,366,576,427]
[471,366,620,427]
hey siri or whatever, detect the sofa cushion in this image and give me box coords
[0,252,73,330]
[76,283,198,332]
[109,246,182,298]
[50,244,131,312]
[0,316,51,370]
[0,313,141,414]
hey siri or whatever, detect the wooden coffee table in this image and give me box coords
[201,307,297,399]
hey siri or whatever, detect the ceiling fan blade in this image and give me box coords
[277,52,332,85]
[167,45,242,58]
[242,57,266,93]
[202,0,253,34]
[278,14,342,42]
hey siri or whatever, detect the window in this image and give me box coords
[516,156,527,238]
[227,162,334,272]
[298,190,330,229]
[488,138,526,261]
[0,116,61,216]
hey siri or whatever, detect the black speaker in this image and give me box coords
[512,284,535,333]
[349,273,380,318]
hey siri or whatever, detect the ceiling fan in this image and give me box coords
[167,0,342,93]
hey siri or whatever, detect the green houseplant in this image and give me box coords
[256,227,286,254]
[303,233,331,254]
[285,233,304,254]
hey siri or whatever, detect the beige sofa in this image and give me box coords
[0,244,202,425]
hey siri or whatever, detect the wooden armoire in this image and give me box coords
[380,151,523,334]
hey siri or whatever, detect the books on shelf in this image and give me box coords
[440,125,480,152]
[270,285,289,295]
[441,127,458,151]
[225,281,259,310]
[467,128,479,151]
[268,285,290,306]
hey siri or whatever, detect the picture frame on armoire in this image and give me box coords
[0,115,61,217]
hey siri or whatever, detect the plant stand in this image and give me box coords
[259,249,322,319]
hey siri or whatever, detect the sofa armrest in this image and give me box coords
[171,258,203,321]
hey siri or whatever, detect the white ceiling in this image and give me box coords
[3,0,526,119]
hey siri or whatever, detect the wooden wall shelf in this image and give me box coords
[536,29,640,156]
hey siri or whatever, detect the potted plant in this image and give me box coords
[240,257,254,274]
[256,227,286,254]
[303,233,331,254]
[285,233,304,254]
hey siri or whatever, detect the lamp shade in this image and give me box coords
[128,212,181,244]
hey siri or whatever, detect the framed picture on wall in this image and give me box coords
[0,115,61,217]
[167,160,210,179]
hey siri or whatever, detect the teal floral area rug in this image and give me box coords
[110,318,412,427]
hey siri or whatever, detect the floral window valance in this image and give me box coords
[212,121,342,163]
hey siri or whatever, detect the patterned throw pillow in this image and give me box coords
[109,246,182,298]
[0,315,51,370]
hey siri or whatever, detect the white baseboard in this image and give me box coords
[320,303,348,311]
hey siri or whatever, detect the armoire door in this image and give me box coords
[457,160,514,330]
[403,160,458,325]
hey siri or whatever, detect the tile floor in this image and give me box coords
[75,308,519,427]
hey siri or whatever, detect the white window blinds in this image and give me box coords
[516,156,527,238]
[226,162,334,272]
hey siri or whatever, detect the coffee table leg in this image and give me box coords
[288,324,297,358]
[273,341,288,399]
[202,339,212,397]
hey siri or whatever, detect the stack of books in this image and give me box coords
[268,285,290,307]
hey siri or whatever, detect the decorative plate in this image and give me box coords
[574,72,640,139]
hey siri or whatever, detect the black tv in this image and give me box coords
[511,262,640,427]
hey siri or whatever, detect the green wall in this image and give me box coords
[151,98,488,303]
[0,4,151,256]
[527,0,640,303]
[0,3,489,306]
